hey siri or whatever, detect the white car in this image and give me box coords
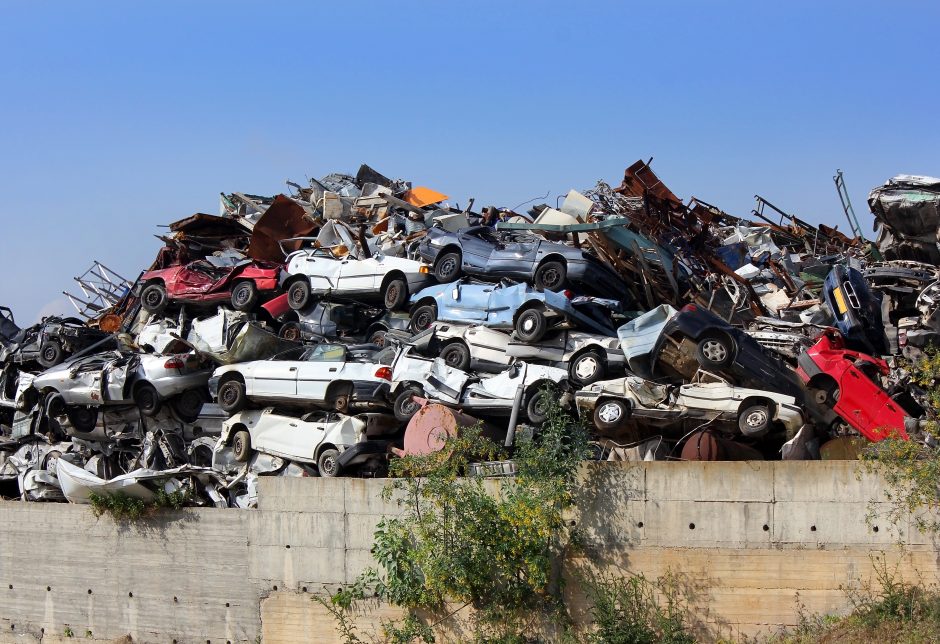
[576,370,803,438]
[209,343,394,415]
[30,351,212,431]
[413,322,622,385]
[387,346,568,424]
[216,408,396,476]
[281,238,431,311]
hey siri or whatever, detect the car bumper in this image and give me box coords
[338,440,389,468]
[149,370,213,399]
[351,381,392,410]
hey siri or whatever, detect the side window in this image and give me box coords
[306,344,347,362]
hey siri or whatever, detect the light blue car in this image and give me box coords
[408,278,617,343]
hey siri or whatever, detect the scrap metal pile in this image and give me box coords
[1,162,938,507]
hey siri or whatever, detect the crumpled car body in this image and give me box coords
[823,265,887,355]
[415,321,622,385]
[408,278,618,338]
[796,329,914,441]
[30,351,212,426]
[576,370,803,438]
[209,342,393,414]
[277,300,410,345]
[282,243,431,311]
[138,259,281,312]
[650,304,806,401]
[417,225,631,300]
[616,304,678,377]
[5,316,110,369]
[388,347,567,422]
[216,408,392,475]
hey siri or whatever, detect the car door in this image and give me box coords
[441,282,492,323]
[456,228,495,272]
[463,326,512,366]
[172,262,225,297]
[252,411,326,463]
[833,366,907,439]
[295,344,349,403]
[336,257,381,294]
[298,251,342,292]
[486,236,539,280]
[248,348,305,401]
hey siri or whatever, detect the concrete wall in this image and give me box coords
[0,462,936,643]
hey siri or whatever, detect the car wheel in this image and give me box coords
[134,382,162,417]
[696,335,733,369]
[515,308,547,343]
[331,394,350,414]
[809,378,840,406]
[279,322,303,342]
[37,340,64,369]
[318,448,342,477]
[171,389,205,423]
[394,387,423,423]
[439,342,471,370]
[217,378,247,414]
[44,392,65,418]
[382,277,408,311]
[738,404,771,437]
[232,430,252,462]
[525,387,552,424]
[570,350,604,386]
[140,283,168,314]
[287,279,312,311]
[367,329,387,347]
[410,304,437,333]
[230,281,259,312]
[67,406,99,433]
[594,399,629,431]
[534,261,567,292]
[434,252,462,283]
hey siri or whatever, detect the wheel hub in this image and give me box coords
[702,340,728,362]
[575,356,599,379]
[598,403,621,423]
[745,411,767,427]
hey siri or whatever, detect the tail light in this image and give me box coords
[563,289,574,299]
[374,366,392,380]
[164,357,185,369]
[681,304,697,313]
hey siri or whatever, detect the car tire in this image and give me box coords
[569,350,604,386]
[171,389,205,423]
[434,252,462,283]
[594,399,629,431]
[696,335,734,369]
[534,261,567,292]
[232,430,252,462]
[279,322,303,342]
[525,387,552,424]
[287,279,312,311]
[394,387,423,423]
[439,342,471,370]
[318,448,342,477]
[382,277,408,311]
[410,304,437,333]
[217,378,247,414]
[367,328,387,347]
[230,281,259,312]
[515,308,547,343]
[738,404,771,437]
[134,382,162,417]
[140,283,168,314]
[37,340,64,369]
[67,406,99,433]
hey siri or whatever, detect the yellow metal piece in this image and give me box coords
[832,286,848,315]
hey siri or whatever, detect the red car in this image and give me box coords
[138,260,282,314]
[796,329,911,441]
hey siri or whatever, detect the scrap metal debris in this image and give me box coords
[1,161,937,508]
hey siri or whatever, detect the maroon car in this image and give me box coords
[137,260,282,314]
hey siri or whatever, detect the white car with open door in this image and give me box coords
[280,235,431,311]
[30,351,212,431]
[217,408,396,477]
[576,370,804,438]
[209,343,394,415]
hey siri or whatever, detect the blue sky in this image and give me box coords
[1,1,938,323]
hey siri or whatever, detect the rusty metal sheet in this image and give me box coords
[246,194,318,263]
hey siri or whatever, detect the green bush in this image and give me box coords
[88,489,189,521]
